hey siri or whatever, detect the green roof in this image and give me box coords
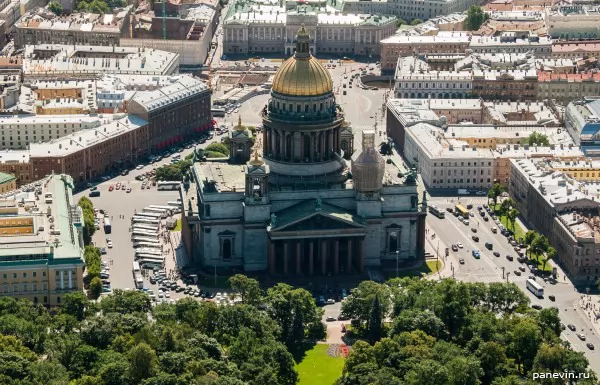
[272,199,366,230]
[0,172,16,185]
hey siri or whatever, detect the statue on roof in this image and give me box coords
[405,166,418,185]
[270,213,277,228]
[316,197,322,211]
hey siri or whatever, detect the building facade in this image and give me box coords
[0,174,85,306]
[222,4,396,56]
[182,27,426,276]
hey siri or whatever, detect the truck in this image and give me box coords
[458,189,469,195]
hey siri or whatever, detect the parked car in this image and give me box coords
[531,304,542,310]
[506,255,514,261]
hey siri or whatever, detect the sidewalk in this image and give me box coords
[576,296,600,339]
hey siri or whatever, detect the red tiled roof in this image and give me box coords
[537,70,600,82]
[553,41,600,53]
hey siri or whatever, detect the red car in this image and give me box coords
[108,185,114,191]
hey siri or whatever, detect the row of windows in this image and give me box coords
[433,169,491,176]
[432,178,492,184]
[2,271,46,279]
[433,161,493,167]
[401,82,471,89]
[3,282,46,293]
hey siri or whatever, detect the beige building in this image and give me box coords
[537,71,600,105]
[14,8,131,47]
[222,3,396,56]
[545,5,600,39]
[0,172,15,193]
[0,174,85,306]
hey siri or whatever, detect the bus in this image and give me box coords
[138,257,165,268]
[132,262,141,274]
[455,204,470,219]
[211,107,226,117]
[167,200,182,207]
[134,274,144,289]
[131,217,160,225]
[135,248,163,257]
[133,241,162,249]
[104,218,112,234]
[143,208,169,218]
[148,205,174,213]
[428,205,445,219]
[132,230,160,238]
[157,181,181,191]
[133,224,159,232]
[133,212,162,220]
[132,236,159,243]
[526,279,544,297]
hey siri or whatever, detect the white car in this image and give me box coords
[107,241,113,248]
[457,242,464,248]
[136,165,144,170]
[165,292,171,298]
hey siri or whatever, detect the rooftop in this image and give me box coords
[130,75,209,112]
[23,44,179,76]
[0,174,84,264]
[28,115,147,158]
[0,172,15,184]
[445,124,573,144]
[17,7,131,33]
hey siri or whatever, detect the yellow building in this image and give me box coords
[0,172,16,193]
[0,174,85,306]
[552,160,600,181]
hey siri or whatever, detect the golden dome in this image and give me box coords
[271,26,333,97]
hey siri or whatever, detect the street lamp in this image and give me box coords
[506,272,510,283]
[396,249,399,278]
[502,266,505,279]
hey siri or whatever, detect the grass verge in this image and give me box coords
[173,219,182,231]
[294,344,345,385]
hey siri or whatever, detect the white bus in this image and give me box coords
[135,248,163,257]
[133,212,162,220]
[133,224,159,232]
[132,236,159,243]
[132,230,160,238]
[148,205,174,214]
[133,241,162,249]
[526,279,544,297]
[143,208,169,218]
[157,181,181,191]
[167,201,182,208]
[131,217,160,225]
[134,274,144,289]
[139,257,165,268]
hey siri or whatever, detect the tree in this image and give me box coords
[340,281,391,326]
[507,208,519,231]
[510,318,542,374]
[367,295,383,343]
[78,197,96,244]
[62,292,89,321]
[128,343,157,383]
[465,5,487,31]
[531,235,549,265]
[410,19,423,25]
[48,1,63,14]
[543,247,556,272]
[206,143,229,156]
[487,183,504,207]
[290,302,305,344]
[89,277,103,299]
[523,131,550,147]
[228,274,262,306]
[396,19,407,28]
[525,230,538,258]
[100,289,151,314]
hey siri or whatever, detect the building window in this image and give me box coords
[218,231,236,260]
[33,272,36,278]
[22,272,26,278]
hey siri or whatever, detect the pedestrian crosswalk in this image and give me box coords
[454,273,528,285]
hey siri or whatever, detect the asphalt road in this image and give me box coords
[427,196,600,369]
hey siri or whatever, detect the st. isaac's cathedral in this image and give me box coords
[180,26,427,276]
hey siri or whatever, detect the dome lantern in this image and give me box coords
[270,26,333,97]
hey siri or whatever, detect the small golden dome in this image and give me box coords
[249,150,264,166]
[271,26,333,97]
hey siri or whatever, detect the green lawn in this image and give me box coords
[383,259,443,280]
[295,345,345,385]
[172,219,182,231]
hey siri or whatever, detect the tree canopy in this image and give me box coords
[155,160,193,182]
[465,5,488,30]
[522,132,550,147]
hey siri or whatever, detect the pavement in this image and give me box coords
[426,197,600,368]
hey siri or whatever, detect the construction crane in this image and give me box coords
[162,0,167,40]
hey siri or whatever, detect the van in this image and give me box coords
[491,227,498,233]
[89,190,101,197]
